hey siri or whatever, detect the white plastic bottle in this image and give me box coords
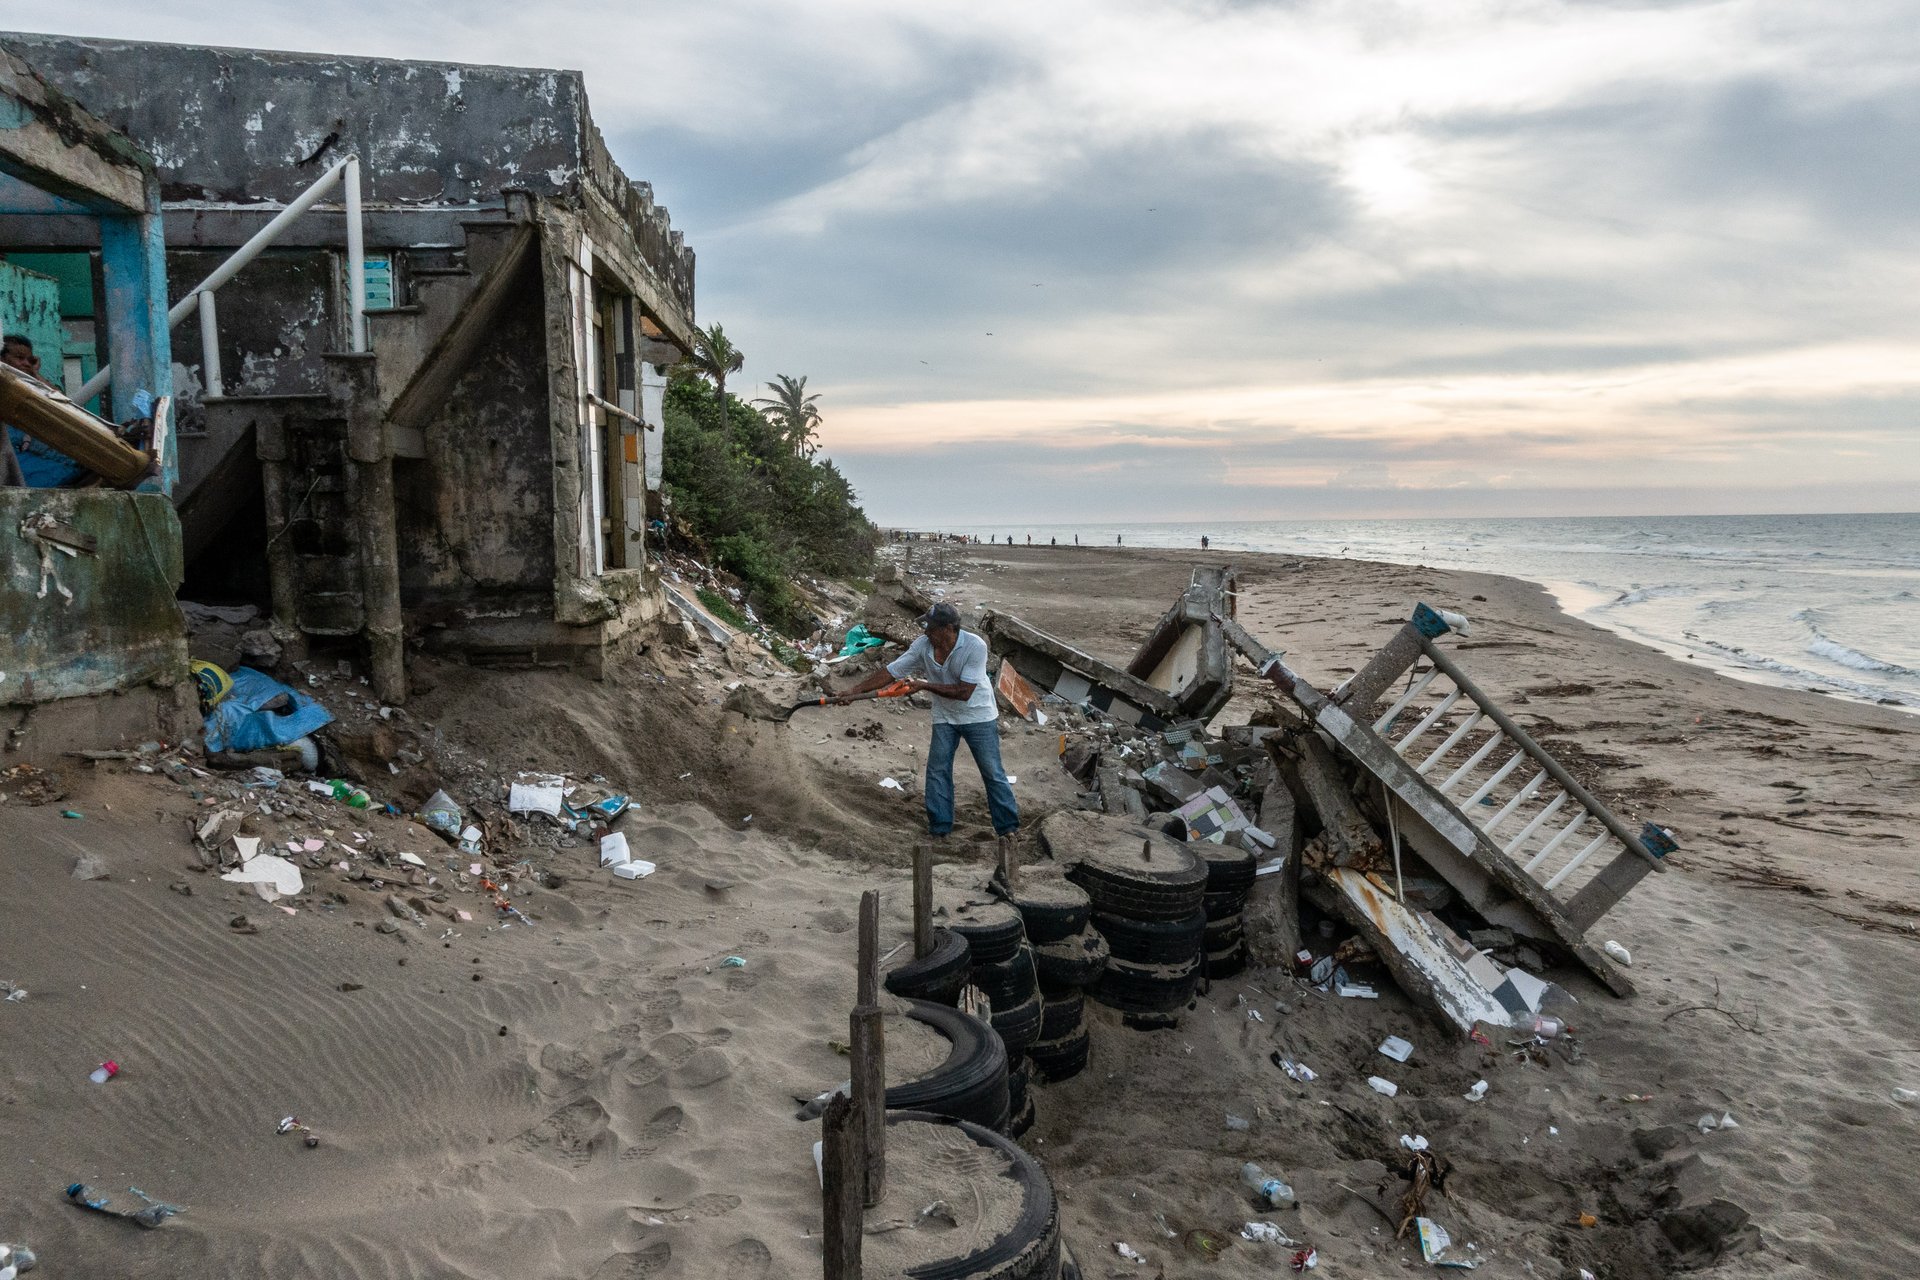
[1240,1162,1295,1209]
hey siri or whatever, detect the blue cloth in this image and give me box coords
[924,720,1020,837]
[203,666,334,753]
[7,425,87,488]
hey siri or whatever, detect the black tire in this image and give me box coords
[885,1000,1010,1131]
[1008,1092,1036,1139]
[1006,1054,1031,1118]
[1092,909,1207,966]
[1038,990,1084,1043]
[942,899,1026,965]
[886,1112,1062,1280]
[1194,842,1257,895]
[974,944,1039,1012]
[1202,915,1243,951]
[1029,1027,1090,1082]
[1089,953,1200,1015]
[1044,811,1207,922]
[1002,874,1092,945]
[885,928,973,1006]
[1205,942,1247,979]
[1203,889,1248,922]
[1034,928,1109,993]
[990,988,1045,1059]
[1122,1011,1181,1031]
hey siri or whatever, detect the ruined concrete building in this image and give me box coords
[5,34,700,701]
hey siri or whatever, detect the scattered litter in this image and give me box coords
[600,832,633,866]
[1695,1111,1739,1133]
[1241,1221,1298,1244]
[0,1242,37,1274]
[1415,1217,1474,1267]
[1621,1093,1654,1103]
[1367,1076,1399,1097]
[89,1060,118,1085]
[1378,1035,1415,1062]
[612,861,657,880]
[397,852,425,867]
[221,854,304,900]
[65,1182,181,1229]
[919,1200,958,1227]
[1272,1054,1317,1083]
[1115,1242,1146,1262]
[69,853,109,881]
[1337,981,1378,999]
[3,982,25,1003]
[420,790,463,840]
[879,777,904,790]
[1604,939,1632,966]
[1225,1113,1250,1131]
[1400,1134,1429,1152]
[1575,1212,1598,1228]
[1290,1247,1318,1271]
[60,809,82,820]
[1463,1080,1488,1102]
[721,956,746,968]
[1893,1088,1917,1103]
[1247,1008,1264,1023]
[507,776,566,818]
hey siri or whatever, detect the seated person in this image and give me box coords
[3,335,88,488]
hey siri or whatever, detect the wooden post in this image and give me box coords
[821,1092,863,1279]
[911,839,934,960]
[851,889,886,1206]
[996,833,1019,890]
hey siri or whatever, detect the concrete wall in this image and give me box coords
[1,488,187,703]
[393,259,555,622]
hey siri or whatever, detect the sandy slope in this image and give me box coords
[0,544,1914,1279]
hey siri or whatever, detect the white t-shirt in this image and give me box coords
[888,630,999,725]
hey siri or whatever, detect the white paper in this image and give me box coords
[600,832,632,866]
[879,777,903,790]
[233,835,261,862]
[222,854,304,899]
[508,779,566,817]
[398,852,425,867]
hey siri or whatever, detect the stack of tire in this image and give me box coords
[1003,870,1103,1083]
[881,999,1010,1132]
[939,894,1044,1137]
[1042,810,1208,1030]
[883,926,972,1007]
[879,1111,1063,1279]
[1193,839,1257,979]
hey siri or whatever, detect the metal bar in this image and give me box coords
[1483,769,1546,836]
[1463,749,1525,807]
[590,392,644,425]
[1438,731,1503,794]
[1525,812,1590,874]
[76,155,354,402]
[1417,710,1484,775]
[1505,791,1569,857]
[1372,667,1438,733]
[1418,637,1666,870]
[1395,689,1462,753]
[197,290,223,398]
[1545,832,1615,892]
[344,156,367,352]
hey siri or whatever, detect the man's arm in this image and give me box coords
[830,638,926,702]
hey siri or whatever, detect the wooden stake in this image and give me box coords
[850,1004,886,1206]
[911,839,934,959]
[821,1092,863,1279]
[996,833,1019,890]
[857,890,880,1007]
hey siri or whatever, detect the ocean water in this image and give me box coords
[967,513,1920,711]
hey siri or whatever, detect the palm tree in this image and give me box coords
[753,373,823,457]
[682,323,746,435]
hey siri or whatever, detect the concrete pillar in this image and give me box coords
[97,209,173,493]
[347,403,405,705]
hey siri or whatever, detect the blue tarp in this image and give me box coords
[203,666,334,754]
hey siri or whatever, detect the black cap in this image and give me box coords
[917,602,962,630]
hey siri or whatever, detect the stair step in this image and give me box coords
[410,265,471,277]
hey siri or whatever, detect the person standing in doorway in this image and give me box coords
[832,602,1019,857]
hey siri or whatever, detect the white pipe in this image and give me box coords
[1396,689,1463,753]
[1373,668,1438,733]
[1545,832,1614,892]
[1417,710,1484,775]
[1483,770,1546,836]
[197,290,223,399]
[344,155,367,353]
[1463,750,1526,807]
[77,155,355,403]
[1526,812,1590,875]
[1507,792,1569,858]
[1438,731,1503,794]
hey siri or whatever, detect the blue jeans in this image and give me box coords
[925,720,1020,837]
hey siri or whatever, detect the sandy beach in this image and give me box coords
[2,543,1915,1279]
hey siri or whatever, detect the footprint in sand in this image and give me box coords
[723,1238,772,1279]
[742,929,771,946]
[618,1105,687,1162]
[515,1097,612,1166]
[658,1192,742,1221]
[589,1241,671,1279]
[626,1030,733,1086]
[671,1046,733,1089]
[813,908,854,933]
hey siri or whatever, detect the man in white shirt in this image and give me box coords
[833,602,1020,842]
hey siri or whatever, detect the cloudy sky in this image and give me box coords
[36,1,1920,523]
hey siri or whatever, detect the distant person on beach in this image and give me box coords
[831,602,1018,845]
[1007,535,1014,546]
[1201,535,1210,549]
[1073,535,1079,546]
[1116,534,1123,546]
[1026,535,1031,545]
[1050,537,1056,546]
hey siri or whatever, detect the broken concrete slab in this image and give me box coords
[980,609,1180,729]
[1125,565,1236,721]
[1321,868,1515,1034]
